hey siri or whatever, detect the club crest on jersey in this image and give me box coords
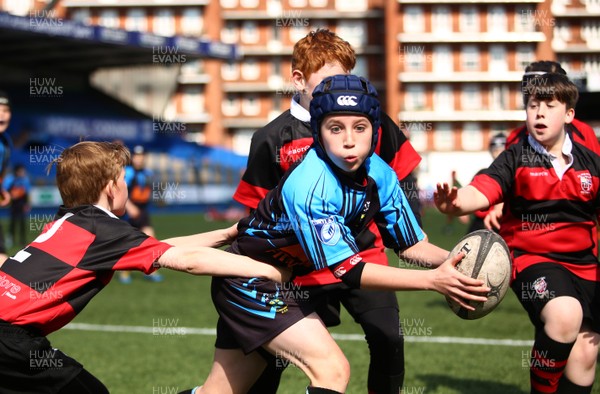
[578,172,593,194]
[311,216,341,246]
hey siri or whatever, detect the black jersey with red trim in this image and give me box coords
[470,135,600,281]
[0,205,172,335]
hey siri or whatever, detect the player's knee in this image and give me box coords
[309,353,350,388]
[542,297,583,342]
[574,335,600,370]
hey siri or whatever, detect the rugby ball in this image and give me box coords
[446,230,511,320]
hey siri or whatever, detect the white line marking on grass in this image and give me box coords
[64,323,532,347]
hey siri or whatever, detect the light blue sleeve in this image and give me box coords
[369,156,425,250]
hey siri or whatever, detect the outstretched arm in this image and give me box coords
[358,252,489,310]
[434,183,490,216]
[162,222,238,248]
[156,246,289,283]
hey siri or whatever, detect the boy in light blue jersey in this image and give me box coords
[185,75,489,394]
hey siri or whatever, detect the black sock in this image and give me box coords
[306,387,343,394]
[529,329,574,394]
[557,375,593,394]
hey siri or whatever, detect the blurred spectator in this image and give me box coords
[3,164,30,248]
[118,145,163,284]
[0,92,14,265]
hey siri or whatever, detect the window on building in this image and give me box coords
[490,83,509,110]
[289,0,307,7]
[461,123,483,151]
[4,0,32,16]
[434,84,453,112]
[241,0,259,8]
[181,8,203,37]
[153,9,175,36]
[337,20,367,47]
[553,21,571,42]
[241,21,259,43]
[99,9,119,29]
[242,95,260,116]
[459,5,479,33]
[404,84,426,111]
[241,58,260,80]
[354,56,368,78]
[182,86,204,113]
[222,94,241,116]
[310,0,328,7]
[408,128,428,152]
[515,5,535,32]
[335,0,367,12]
[433,45,453,74]
[403,45,427,72]
[432,5,452,34]
[71,8,91,25]
[125,8,147,32]
[403,6,425,33]
[221,61,240,81]
[487,5,507,33]
[461,83,481,110]
[221,22,238,44]
[220,0,238,8]
[433,123,454,151]
[489,44,508,73]
[460,45,480,71]
[290,25,310,43]
[516,44,535,72]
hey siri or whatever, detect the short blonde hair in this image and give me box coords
[50,141,130,207]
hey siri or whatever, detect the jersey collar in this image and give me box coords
[527,133,573,180]
[290,94,310,123]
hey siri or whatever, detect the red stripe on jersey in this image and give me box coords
[113,237,173,274]
[378,133,422,181]
[278,137,312,173]
[470,174,501,206]
[233,179,269,210]
[512,254,599,282]
[293,221,389,286]
[31,220,95,267]
[513,167,599,203]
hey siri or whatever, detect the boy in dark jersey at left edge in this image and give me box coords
[0,141,289,394]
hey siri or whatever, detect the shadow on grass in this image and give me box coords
[412,373,527,394]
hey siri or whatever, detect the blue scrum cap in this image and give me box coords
[309,74,381,155]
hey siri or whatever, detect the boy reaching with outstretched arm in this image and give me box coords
[0,141,288,394]
[435,72,600,394]
[181,75,489,394]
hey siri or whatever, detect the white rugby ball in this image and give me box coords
[446,230,511,320]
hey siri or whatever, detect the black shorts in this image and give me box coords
[128,206,151,230]
[306,283,399,327]
[511,263,600,333]
[212,277,314,354]
[0,321,83,393]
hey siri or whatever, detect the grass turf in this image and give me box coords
[8,208,594,393]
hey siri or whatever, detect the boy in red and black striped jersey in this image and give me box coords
[435,73,600,394]
[233,29,423,394]
[0,141,288,394]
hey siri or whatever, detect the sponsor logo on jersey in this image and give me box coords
[311,216,341,246]
[0,274,21,299]
[336,95,358,106]
[529,171,548,177]
[333,266,346,278]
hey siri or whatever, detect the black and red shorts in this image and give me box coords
[211,277,314,354]
[511,262,600,333]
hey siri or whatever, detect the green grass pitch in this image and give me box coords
[14,208,595,393]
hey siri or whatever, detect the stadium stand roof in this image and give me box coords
[0,11,240,74]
